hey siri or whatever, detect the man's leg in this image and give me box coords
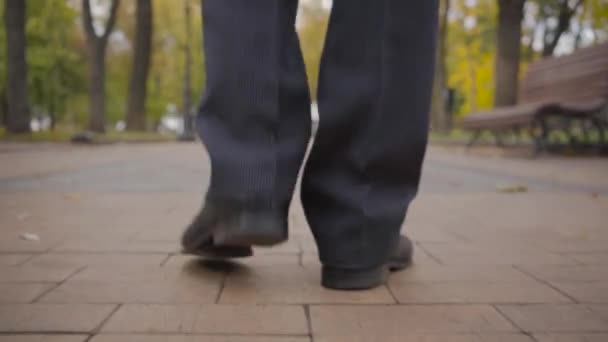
[301,0,438,286]
[183,0,311,253]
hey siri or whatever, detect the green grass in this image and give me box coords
[0,127,74,142]
[0,127,175,144]
[429,127,605,147]
[101,130,175,143]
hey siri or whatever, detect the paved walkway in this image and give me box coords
[1,142,608,342]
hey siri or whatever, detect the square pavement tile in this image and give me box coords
[310,305,517,337]
[90,335,309,342]
[0,336,88,342]
[165,254,301,268]
[52,239,178,254]
[0,236,64,253]
[25,253,168,269]
[567,254,608,265]
[0,264,80,283]
[0,254,33,266]
[39,264,223,304]
[551,282,608,303]
[534,334,608,342]
[589,305,608,320]
[516,266,608,283]
[496,304,608,332]
[301,248,440,267]
[314,334,534,342]
[388,265,571,304]
[0,304,117,332]
[390,265,536,283]
[101,304,308,336]
[219,265,394,304]
[420,243,578,266]
[0,283,55,303]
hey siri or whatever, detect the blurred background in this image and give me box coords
[0,0,607,141]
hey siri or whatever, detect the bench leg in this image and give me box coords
[493,131,505,147]
[467,130,481,149]
[564,118,579,149]
[592,118,607,152]
[532,118,549,157]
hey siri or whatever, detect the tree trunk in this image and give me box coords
[0,87,7,127]
[87,42,107,133]
[430,0,451,133]
[4,0,31,133]
[126,0,153,131]
[494,0,525,108]
[82,0,120,133]
[542,0,583,57]
[180,0,195,140]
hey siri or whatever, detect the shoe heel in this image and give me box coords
[213,227,286,246]
[213,211,287,246]
[322,265,389,290]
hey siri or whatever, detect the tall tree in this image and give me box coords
[179,0,194,140]
[28,0,85,130]
[126,0,153,131]
[542,0,585,56]
[4,0,31,133]
[494,0,525,107]
[431,0,451,132]
[82,0,120,133]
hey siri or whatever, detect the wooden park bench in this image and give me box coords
[462,43,608,155]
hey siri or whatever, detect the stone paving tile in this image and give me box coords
[25,253,167,269]
[0,236,63,253]
[40,264,223,304]
[102,304,308,335]
[3,143,608,338]
[421,243,578,266]
[0,283,55,303]
[90,335,309,342]
[301,247,440,267]
[516,265,608,283]
[52,239,178,254]
[535,241,608,254]
[130,229,182,242]
[568,253,608,265]
[0,336,88,342]
[310,305,517,336]
[220,266,394,304]
[390,265,535,283]
[496,304,608,332]
[0,304,116,332]
[408,227,467,243]
[0,264,79,283]
[166,254,301,268]
[388,265,570,304]
[589,305,608,320]
[389,282,571,304]
[0,254,33,266]
[551,282,608,303]
[315,334,534,342]
[534,334,608,342]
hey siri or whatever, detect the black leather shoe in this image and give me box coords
[321,235,413,290]
[181,199,287,257]
[183,241,253,259]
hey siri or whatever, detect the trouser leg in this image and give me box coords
[302,0,439,269]
[197,0,311,213]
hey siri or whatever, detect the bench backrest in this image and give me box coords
[519,43,608,105]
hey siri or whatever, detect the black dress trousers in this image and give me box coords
[196,0,438,269]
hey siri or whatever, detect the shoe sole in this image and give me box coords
[322,259,411,290]
[182,245,254,259]
[212,218,287,247]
